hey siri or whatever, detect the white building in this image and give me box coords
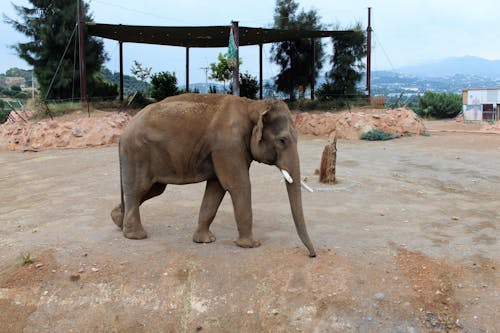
[462,87,500,121]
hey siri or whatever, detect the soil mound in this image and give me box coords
[293,107,426,139]
[0,112,130,151]
[0,107,426,151]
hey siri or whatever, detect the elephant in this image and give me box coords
[110,93,316,257]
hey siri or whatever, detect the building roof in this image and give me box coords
[86,23,354,48]
[462,87,500,92]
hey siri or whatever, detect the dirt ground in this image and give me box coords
[0,121,499,332]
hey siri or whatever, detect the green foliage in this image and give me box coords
[271,0,325,100]
[416,92,462,119]
[209,53,242,91]
[100,67,151,94]
[326,24,367,100]
[239,72,259,99]
[130,60,152,82]
[5,0,107,100]
[20,253,34,266]
[88,75,118,101]
[129,91,153,109]
[0,100,9,124]
[360,129,394,141]
[150,71,179,101]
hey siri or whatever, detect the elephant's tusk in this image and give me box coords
[281,169,293,183]
[300,180,314,193]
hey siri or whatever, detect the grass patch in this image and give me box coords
[360,129,395,141]
[20,253,34,266]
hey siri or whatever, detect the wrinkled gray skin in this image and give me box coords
[111,94,316,257]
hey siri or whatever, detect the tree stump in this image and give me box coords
[319,133,337,184]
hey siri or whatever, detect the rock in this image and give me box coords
[72,126,83,137]
[78,268,85,273]
[91,267,99,272]
[373,292,385,300]
[69,274,80,281]
[35,263,44,268]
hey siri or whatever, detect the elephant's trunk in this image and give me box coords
[284,157,316,257]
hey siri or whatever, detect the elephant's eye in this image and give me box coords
[277,136,289,147]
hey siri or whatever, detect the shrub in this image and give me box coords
[360,129,394,141]
[150,71,179,101]
[416,92,461,119]
[240,72,259,99]
[89,76,119,101]
[130,91,153,109]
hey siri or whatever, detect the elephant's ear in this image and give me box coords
[249,101,271,142]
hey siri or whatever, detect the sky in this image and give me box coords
[1,0,499,84]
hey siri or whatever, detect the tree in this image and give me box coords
[4,0,107,100]
[239,72,259,99]
[209,53,242,92]
[150,71,179,101]
[270,0,325,101]
[417,92,461,119]
[130,60,152,84]
[323,24,366,100]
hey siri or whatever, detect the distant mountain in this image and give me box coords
[397,56,500,78]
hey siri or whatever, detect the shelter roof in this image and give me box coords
[87,23,353,48]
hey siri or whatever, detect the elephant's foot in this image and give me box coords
[235,236,261,248]
[193,230,216,243]
[111,204,124,229]
[123,225,148,239]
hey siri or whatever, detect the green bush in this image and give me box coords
[89,76,119,101]
[130,91,153,109]
[416,92,461,119]
[150,71,179,101]
[239,72,259,99]
[0,100,9,123]
[360,129,394,141]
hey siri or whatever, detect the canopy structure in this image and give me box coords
[87,23,352,48]
[86,22,355,100]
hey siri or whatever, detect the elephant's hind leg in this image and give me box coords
[123,182,166,239]
[193,179,226,243]
[122,178,165,239]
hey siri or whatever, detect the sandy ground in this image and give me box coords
[0,128,499,332]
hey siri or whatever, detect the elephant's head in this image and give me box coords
[248,100,316,257]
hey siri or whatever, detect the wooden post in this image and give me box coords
[77,0,87,104]
[186,47,190,92]
[319,133,337,184]
[119,41,123,102]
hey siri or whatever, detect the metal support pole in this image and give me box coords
[231,21,240,96]
[311,38,315,100]
[259,43,263,99]
[77,0,87,103]
[186,47,190,92]
[119,41,124,102]
[366,7,372,100]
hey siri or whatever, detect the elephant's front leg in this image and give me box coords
[193,179,226,243]
[212,151,260,248]
[229,183,261,248]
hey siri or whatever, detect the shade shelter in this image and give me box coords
[87,22,353,100]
